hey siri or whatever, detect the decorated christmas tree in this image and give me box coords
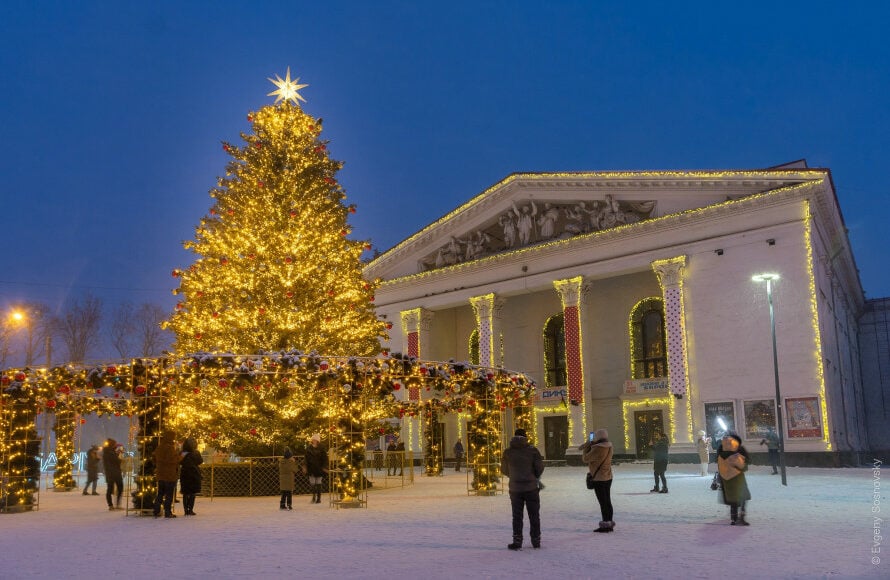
[167,69,385,357]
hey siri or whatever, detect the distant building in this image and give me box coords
[366,161,886,466]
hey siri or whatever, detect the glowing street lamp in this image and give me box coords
[751,273,787,486]
[8,307,51,368]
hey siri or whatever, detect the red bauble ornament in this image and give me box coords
[324,177,334,184]
[210,432,218,439]
[284,257,293,264]
[419,366,428,376]
[319,361,330,371]
[172,270,180,277]
[106,366,117,375]
[175,302,184,311]
[382,349,389,356]
[289,210,297,218]
[258,308,265,315]
[223,144,230,152]
[379,428,385,434]
[249,428,257,436]
[193,388,200,394]
[348,205,356,213]
[254,142,262,148]
[113,393,120,398]
[218,379,228,388]
[369,296,375,302]
[209,208,217,215]
[364,244,372,251]
[134,385,146,395]
[196,291,204,297]
[392,382,401,391]
[220,258,228,265]
[195,333,202,340]
[385,322,393,330]
[58,385,70,394]
[212,312,219,318]
[247,114,253,122]
[286,291,294,298]
[80,418,87,424]
[46,400,57,408]
[340,230,348,236]
[1,376,9,385]
[257,181,264,188]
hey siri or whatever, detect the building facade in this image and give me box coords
[365,163,877,466]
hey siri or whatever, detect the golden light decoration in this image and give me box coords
[267,67,309,105]
[803,200,832,449]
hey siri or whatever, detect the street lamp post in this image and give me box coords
[752,273,788,486]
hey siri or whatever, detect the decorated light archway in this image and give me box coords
[1,353,534,512]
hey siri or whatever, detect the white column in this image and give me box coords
[652,257,693,448]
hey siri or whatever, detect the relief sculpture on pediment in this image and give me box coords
[421,196,656,271]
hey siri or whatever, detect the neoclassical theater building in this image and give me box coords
[365,161,883,466]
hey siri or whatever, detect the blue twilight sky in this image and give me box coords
[1,1,888,358]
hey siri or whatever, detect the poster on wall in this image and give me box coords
[704,401,735,440]
[743,399,777,440]
[785,396,823,439]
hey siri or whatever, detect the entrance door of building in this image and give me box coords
[543,416,568,460]
[634,410,665,458]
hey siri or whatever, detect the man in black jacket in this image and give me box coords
[500,428,544,550]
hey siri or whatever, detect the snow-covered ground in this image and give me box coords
[1,462,884,579]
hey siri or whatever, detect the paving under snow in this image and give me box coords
[0,462,884,579]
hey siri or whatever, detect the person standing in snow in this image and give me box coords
[152,430,180,518]
[650,431,669,493]
[696,431,711,476]
[453,440,464,472]
[279,447,297,510]
[82,444,101,496]
[717,432,751,525]
[179,437,203,516]
[760,427,780,475]
[581,428,615,533]
[102,438,124,510]
[501,428,544,550]
[303,434,328,504]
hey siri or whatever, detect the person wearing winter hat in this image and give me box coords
[717,432,752,525]
[580,428,615,533]
[102,438,124,511]
[179,437,203,516]
[279,447,297,510]
[83,444,101,496]
[500,427,544,550]
[303,434,329,504]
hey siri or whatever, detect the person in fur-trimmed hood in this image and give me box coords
[717,432,752,525]
[580,428,615,533]
[500,428,544,550]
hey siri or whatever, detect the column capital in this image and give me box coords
[651,256,687,288]
[469,293,506,322]
[400,308,434,334]
[553,276,588,308]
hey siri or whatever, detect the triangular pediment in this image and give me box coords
[365,169,826,281]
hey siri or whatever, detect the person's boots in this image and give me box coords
[730,505,738,525]
[737,509,750,526]
[507,537,522,550]
[594,521,614,533]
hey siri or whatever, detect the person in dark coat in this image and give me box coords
[102,438,124,510]
[83,444,100,496]
[303,434,329,504]
[760,427,780,474]
[581,428,615,533]
[651,431,669,493]
[500,428,544,550]
[279,447,297,510]
[179,437,203,516]
[453,440,464,472]
[153,430,180,518]
[718,432,752,525]
[386,439,398,476]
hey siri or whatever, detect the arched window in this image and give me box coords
[469,329,480,365]
[630,298,667,379]
[543,313,567,387]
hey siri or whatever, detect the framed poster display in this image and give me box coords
[743,399,777,440]
[704,401,735,440]
[785,396,823,439]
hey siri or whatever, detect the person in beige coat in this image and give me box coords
[580,428,615,533]
[279,448,297,510]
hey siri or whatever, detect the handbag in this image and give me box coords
[586,472,595,489]
[709,473,722,491]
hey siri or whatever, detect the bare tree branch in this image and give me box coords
[55,293,103,364]
[134,302,172,356]
[110,302,135,359]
